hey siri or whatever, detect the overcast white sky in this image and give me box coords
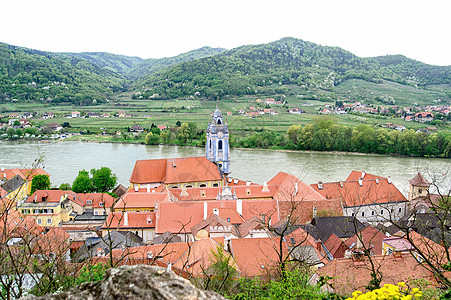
[1,0,450,66]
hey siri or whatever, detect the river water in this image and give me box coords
[0,141,449,196]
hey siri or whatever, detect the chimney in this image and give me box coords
[313,206,317,218]
[361,171,366,178]
[33,194,37,203]
[203,202,208,220]
[134,185,139,192]
[123,211,128,226]
[147,184,150,193]
[1,167,4,172]
[375,178,379,184]
[3,173,6,179]
[358,178,363,186]
[246,181,251,186]
[166,262,172,272]
[317,182,323,190]
[393,250,402,259]
[387,177,392,184]
[262,182,269,192]
[213,208,219,216]
[236,199,242,216]
[339,181,343,188]
[352,251,364,261]
[294,182,298,195]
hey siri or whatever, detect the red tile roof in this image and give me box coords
[229,237,288,277]
[346,170,386,182]
[344,225,387,255]
[324,233,346,258]
[316,253,436,295]
[311,177,406,207]
[102,211,156,229]
[25,190,71,203]
[0,168,49,181]
[129,157,222,184]
[73,193,115,208]
[115,192,168,209]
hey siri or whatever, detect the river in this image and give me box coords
[0,141,449,196]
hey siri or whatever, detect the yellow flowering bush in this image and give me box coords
[347,282,422,300]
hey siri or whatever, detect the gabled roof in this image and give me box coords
[346,170,386,182]
[237,216,266,238]
[324,233,346,258]
[190,214,238,239]
[129,157,222,184]
[344,225,387,255]
[72,193,115,208]
[25,190,71,203]
[409,173,431,187]
[0,168,49,181]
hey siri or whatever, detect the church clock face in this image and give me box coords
[218,131,224,138]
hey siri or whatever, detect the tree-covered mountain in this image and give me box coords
[1,38,450,106]
[60,52,143,74]
[0,43,125,105]
[127,46,227,79]
[136,37,451,101]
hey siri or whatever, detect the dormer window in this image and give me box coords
[86,200,92,204]
[99,202,104,207]
[201,191,206,197]
[246,189,251,195]
[147,218,153,224]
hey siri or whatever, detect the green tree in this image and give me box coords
[160,130,171,144]
[91,167,117,193]
[30,174,51,194]
[72,170,95,193]
[13,120,20,127]
[145,132,160,145]
[15,128,23,138]
[6,127,15,138]
[177,122,190,144]
[59,183,71,190]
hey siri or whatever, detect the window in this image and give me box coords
[47,218,52,224]
[381,210,384,215]
[213,183,219,187]
[361,211,365,217]
[199,184,206,188]
[185,185,192,188]
[351,212,355,216]
[227,217,231,222]
[94,211,98,215]
[37,218,42,224]
[387,248,393,255]
[290,237,295,245]
[371,211,375,216]
[99,202,104,207]
[218,140,223,150]
[86,200,92,204]
[398,207,402,213]
[217,119,222,125]
[246,189,251,195]
[171,186,178,189]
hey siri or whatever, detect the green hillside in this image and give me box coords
[0,43,125,105]
[127,46,227,79]
[61,52,143,74]
[135,37,451,104]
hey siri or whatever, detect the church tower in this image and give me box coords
[206,107,230,174]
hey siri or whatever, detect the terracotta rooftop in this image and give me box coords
[0,168,49,181]
[344,225,387,255]
[129,157,222,185]
[102,211,156,229]
[25,190,72,203]
[115,192,168,209]
[311,177,407,207]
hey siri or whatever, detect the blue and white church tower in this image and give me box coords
[206,107,230,174]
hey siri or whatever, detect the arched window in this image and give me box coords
[217,119,222,125]
[218,140,223,150]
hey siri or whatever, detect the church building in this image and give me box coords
[205,107,230,174]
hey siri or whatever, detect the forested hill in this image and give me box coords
[60,52,143,74]
[0,43,125,105]
[137,37,451,100]
[126,46,227,79]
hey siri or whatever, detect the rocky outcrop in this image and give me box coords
[22,265,225,300]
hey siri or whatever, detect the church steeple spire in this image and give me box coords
[206,107,230,174]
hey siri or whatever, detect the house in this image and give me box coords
[311,171,408,223]
[191,213,240,240]
[130,124,143,132]
[117,110,126,117]
[87,112,100,118]
[101,211,156,243]
[71,111,81,118]
[42,112,54,119]
[157,125,167,131]
[68,192,116,216]
[19,190,73,226]
[102,113,110,118]
[289,108,305,114]
[46,122,63,131]
[0,167,50,198]
[415,112,433,123]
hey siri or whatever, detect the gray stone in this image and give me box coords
[21,265,225,300]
